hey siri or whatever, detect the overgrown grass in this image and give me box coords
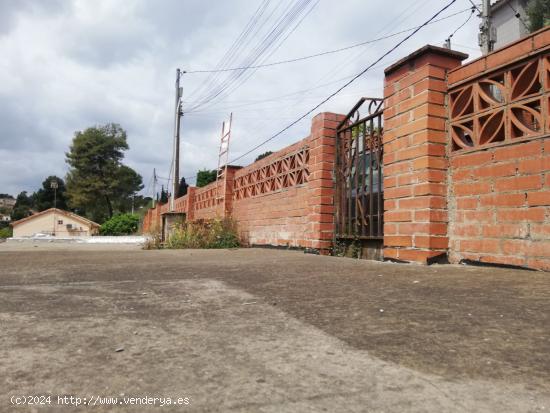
[142,229,162,250]
[165,218,240,249]
[0,226,12,239]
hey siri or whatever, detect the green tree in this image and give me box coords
[255,151,273,162]
[527,0,550,32]
[65,123,143,223]
[11,191,33,221]
[33,176,68,211]
[100,213,140,235]
[159,185,169,204]
[177,177,188,197]
[196,169,217,187]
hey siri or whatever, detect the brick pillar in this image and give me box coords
[383,45,467,264]
[222,165,242,217]
[185,187,196,221]
[154,205,162,232]
[306,112,345,254]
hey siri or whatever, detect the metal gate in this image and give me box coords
[335,97,384,240]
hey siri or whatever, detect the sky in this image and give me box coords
[0,0,482,198]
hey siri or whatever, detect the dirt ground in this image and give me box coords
[0,242,549,412]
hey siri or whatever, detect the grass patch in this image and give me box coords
[165,218,240,249]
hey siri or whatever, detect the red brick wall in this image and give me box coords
[447,28,550,270]
[232,139,310,247]
[143,112,344,254]
[448,142,550,269]
[383,46,467,263]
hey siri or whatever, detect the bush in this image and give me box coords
[166,218,240,249]
[100,213,140,235]
[0,226,12,239]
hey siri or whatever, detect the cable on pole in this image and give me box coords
[445,6,476,47]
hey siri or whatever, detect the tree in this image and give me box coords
[100,213,140,235]
[159,185,169,204]
[255,151,273,162]
[527,0,550,32]
[33,176,68,212]
[177,177,188,198]
[196,169,217,187]
[11,191,33,221]
[65,123,143,223]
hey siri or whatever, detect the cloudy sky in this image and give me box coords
[0,0,481,198]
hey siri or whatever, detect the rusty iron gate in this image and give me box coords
[335,97,384,240]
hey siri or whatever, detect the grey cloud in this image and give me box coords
[0,0,480,196]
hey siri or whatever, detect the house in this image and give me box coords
[0,196,16,210]
[491,0,530,49]
[11,208,100,237]
[0,214,10,222]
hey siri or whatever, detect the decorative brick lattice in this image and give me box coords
[194,184,220,211]
[450,53,549,152]
[174,195,188,213]
[233,147,310,200]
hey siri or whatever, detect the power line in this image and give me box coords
[228,0,458,165]
[184,7,474,76]
[183,0,458,181]
[185,0,317,113]
[445,6,476,46]
[506,1,530,31]
[193,0,321,114]
[185,0,272,104]
[468,0,481,13]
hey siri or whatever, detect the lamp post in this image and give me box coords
[50,180,58,236]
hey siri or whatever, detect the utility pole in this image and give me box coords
[50,180,58,236]
[152,168,157,208]
[479,0,495,55]
[170,68,184,211]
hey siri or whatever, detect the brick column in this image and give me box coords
[185,187,196,221]
[383,45,467,263]
[221,165,242,217]
[306,112,345,254]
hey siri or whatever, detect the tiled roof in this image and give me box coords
[10,208,100,228]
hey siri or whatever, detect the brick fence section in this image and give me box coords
[382,46,467,263]
[144,27,549,270]
[447,28,550,270]
[143,112,344,254]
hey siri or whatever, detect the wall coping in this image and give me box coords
[384,45,468,76]
[447,25,550,87]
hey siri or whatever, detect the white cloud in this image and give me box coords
[0,0,480,197]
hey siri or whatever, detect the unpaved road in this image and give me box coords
[1,242,549,412]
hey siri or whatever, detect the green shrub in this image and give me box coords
[166,218,240,249]
[0,226,12,239]
[100,213,140,235]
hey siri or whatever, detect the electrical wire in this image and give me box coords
[445,6,476,45]
[227,0,458,165]
[184,6,473,75]
[185,0,317,113]
[182,0,458,181]
[193,0,321,114]
[506,1,530,31]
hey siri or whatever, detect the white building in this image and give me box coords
[11,208,100,237]
[491,0,530,50]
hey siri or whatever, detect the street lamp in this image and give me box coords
[50,180,58,236]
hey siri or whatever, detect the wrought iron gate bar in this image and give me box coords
[335,97,384,240]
